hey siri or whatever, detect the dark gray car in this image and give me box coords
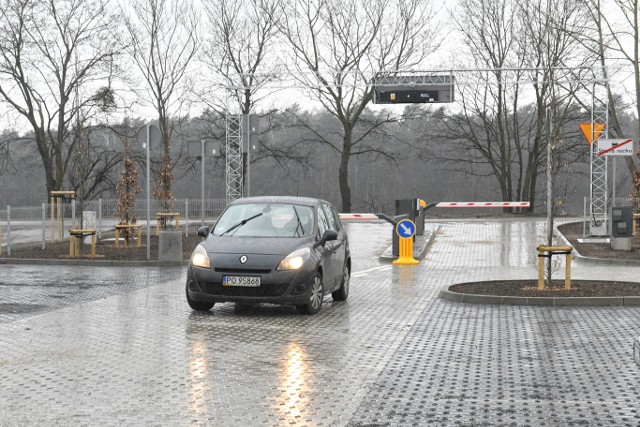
[186,196,351,314]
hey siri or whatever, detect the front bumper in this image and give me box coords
[186,263,316,305]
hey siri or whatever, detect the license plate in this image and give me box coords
[222,275,261,287]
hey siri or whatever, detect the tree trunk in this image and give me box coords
[339,131,352,212]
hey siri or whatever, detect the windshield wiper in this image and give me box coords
[220,213,263,236]
[292,206,304,237]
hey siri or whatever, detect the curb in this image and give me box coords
[439,286,640,307]
[0,257,188,267]
[634,337,640,367]
[555,222,640,267]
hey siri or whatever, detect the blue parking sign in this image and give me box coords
[396,219,416,238]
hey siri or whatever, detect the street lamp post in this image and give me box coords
[137,123,161,261]
[201,139,205,227]
[146,124,151,261]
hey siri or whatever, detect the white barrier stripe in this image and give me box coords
[436,201,530,208]
[338,213,379,220]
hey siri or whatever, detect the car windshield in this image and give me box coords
[213,203,315,237]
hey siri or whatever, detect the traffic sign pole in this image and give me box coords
[393,219,419,265]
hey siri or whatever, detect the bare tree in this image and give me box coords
[0,0,119,194]
[436,0,589,211]
[278,0,440,211]
[199,0,315,196]
[68,127,120,228]
[114,119,141,242]
[122,0,200,213]
[201,0,281,114]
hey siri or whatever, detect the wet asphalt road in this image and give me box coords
[0,219,639,426]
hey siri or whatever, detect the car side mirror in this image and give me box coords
[320,229,338,246]
[197,226,210,238]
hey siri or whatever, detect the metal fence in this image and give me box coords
[0,198,227,255]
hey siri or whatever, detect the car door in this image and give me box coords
[322,203,347,290]
[316,205,339,288]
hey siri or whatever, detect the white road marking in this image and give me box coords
[352,265,392,277]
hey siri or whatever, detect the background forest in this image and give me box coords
[1,0,640,215]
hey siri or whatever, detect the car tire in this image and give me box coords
[332,263,350,301]
[186,284,215,312]
[296,273,323,315]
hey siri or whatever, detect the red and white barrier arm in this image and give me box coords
[436,201,530,208]
[338,213,381,221]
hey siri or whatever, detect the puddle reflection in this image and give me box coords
[188,338,209,415]
[278,341,311,422]
[498,221,540,266]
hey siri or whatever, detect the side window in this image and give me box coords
[317,206,329,236]
[329,206,342,231]
[322,204,338,231]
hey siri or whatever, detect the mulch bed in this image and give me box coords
[4,230,203,261]
[557,221,640,260]
[450,220,640,299]
[450,280,640,298]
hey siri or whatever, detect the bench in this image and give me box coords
[115,224,142,248]
[69,229,97,258]
[156,212,181,235]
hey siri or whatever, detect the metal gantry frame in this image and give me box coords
[223,67,609,221]
[590,81,609,236]
[225,115,243,205]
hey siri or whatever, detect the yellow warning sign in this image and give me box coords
[579,123,606,145]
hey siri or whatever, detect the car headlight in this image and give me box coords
[191,244,211,269]
[277,247,311,271]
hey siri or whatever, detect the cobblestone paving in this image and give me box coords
[351,219,640,426]
[0,219,638,426]
[0,264,184,324]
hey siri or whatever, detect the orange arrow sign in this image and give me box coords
[579,123,606,145]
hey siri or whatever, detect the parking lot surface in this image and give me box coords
[0,219,639,425]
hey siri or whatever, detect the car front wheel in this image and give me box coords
[186,283,215,312]
[332,263,350,301]
[296,273,323,315]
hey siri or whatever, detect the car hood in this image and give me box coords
[202,235,314,256]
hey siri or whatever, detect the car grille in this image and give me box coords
[201,282,289,297]
[214,268,272,274]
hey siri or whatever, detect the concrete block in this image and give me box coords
[158,231,182,262]
[623,297,640,306]
[611,237,632,251]
[82,211,96,244]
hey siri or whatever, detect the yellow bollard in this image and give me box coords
[393,236,419,265]
[392,219,419,265]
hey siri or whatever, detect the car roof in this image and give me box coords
[229,196,330,208]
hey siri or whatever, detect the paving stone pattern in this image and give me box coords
[0,219,638,425]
